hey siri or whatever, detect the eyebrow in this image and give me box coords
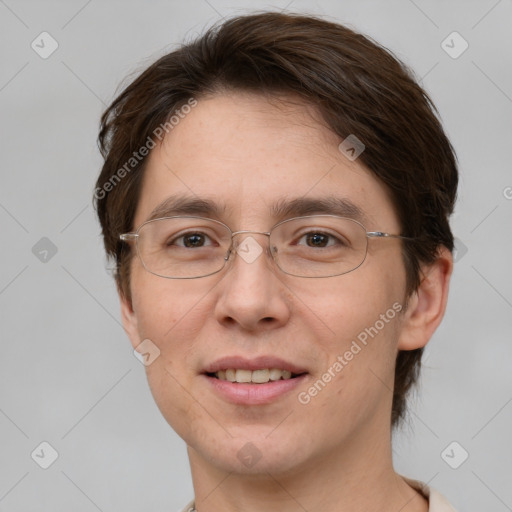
[271,196,367,224]
[145,194,367,225]
[146,195,228,222]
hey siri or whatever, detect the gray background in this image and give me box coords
[1,0,511,510]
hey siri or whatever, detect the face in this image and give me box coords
[121,92,413,476]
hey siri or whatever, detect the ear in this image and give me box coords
[118,285,141,351]
[397,246,453,350]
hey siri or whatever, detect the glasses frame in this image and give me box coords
[119,215,413,279]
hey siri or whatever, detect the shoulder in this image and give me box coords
[402,475,458,512]
[179,501,195,512]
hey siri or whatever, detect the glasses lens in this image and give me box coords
[270,216,367,277]
[137,217,231,278]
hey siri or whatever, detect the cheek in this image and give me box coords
[297,266,405,353]
[294,255,406,403]
[294,296,402,440]
[130,275,210,437]
[130,267,208,345]
[129,273,202,387]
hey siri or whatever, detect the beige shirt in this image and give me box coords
[179,476,457,512]
[402,476,458,511]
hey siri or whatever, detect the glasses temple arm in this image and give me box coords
[366,232,414,240]
[119,233,138,242]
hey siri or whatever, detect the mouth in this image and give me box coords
[202,356,309,405]
[206,368,306,384]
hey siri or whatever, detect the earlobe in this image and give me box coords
[118,286,141,351]
[397,246,453,351]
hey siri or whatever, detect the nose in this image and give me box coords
[213,232,291,332]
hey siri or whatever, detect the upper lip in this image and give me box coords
[203,356,308,375]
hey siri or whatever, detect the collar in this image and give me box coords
[180,476,458,512]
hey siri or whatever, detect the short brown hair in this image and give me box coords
[94,11,458,429]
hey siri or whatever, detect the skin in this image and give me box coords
[119,92,453,512]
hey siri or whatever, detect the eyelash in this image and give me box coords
[168,230,345,248]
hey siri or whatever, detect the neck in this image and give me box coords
[187,422,428,512]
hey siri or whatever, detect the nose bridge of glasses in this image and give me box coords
[223,230,275,265]
[230,229,271,239]
[227,229,272,254]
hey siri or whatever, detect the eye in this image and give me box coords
[167,231,215,248]
[297,231,343,248]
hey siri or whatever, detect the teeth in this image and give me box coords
[235,369,252,383]
[252,369,270,383]
[215,368,296,384]
[269,368,283,381]
[281,370,292,380]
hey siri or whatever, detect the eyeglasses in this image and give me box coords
[119,215,411,279]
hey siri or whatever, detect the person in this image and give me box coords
[94,11,459,512]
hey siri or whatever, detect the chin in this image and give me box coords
[193,428,311,476]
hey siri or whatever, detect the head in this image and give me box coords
[94,12,457,475]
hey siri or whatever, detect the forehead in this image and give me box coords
[133,92,398,231]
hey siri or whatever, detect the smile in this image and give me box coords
[202,356,309,404]
[210,368,303,384]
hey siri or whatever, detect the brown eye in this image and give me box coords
[297,231,343,248]
[167,232,214,248]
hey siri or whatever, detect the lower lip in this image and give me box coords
[203,374,308,405]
